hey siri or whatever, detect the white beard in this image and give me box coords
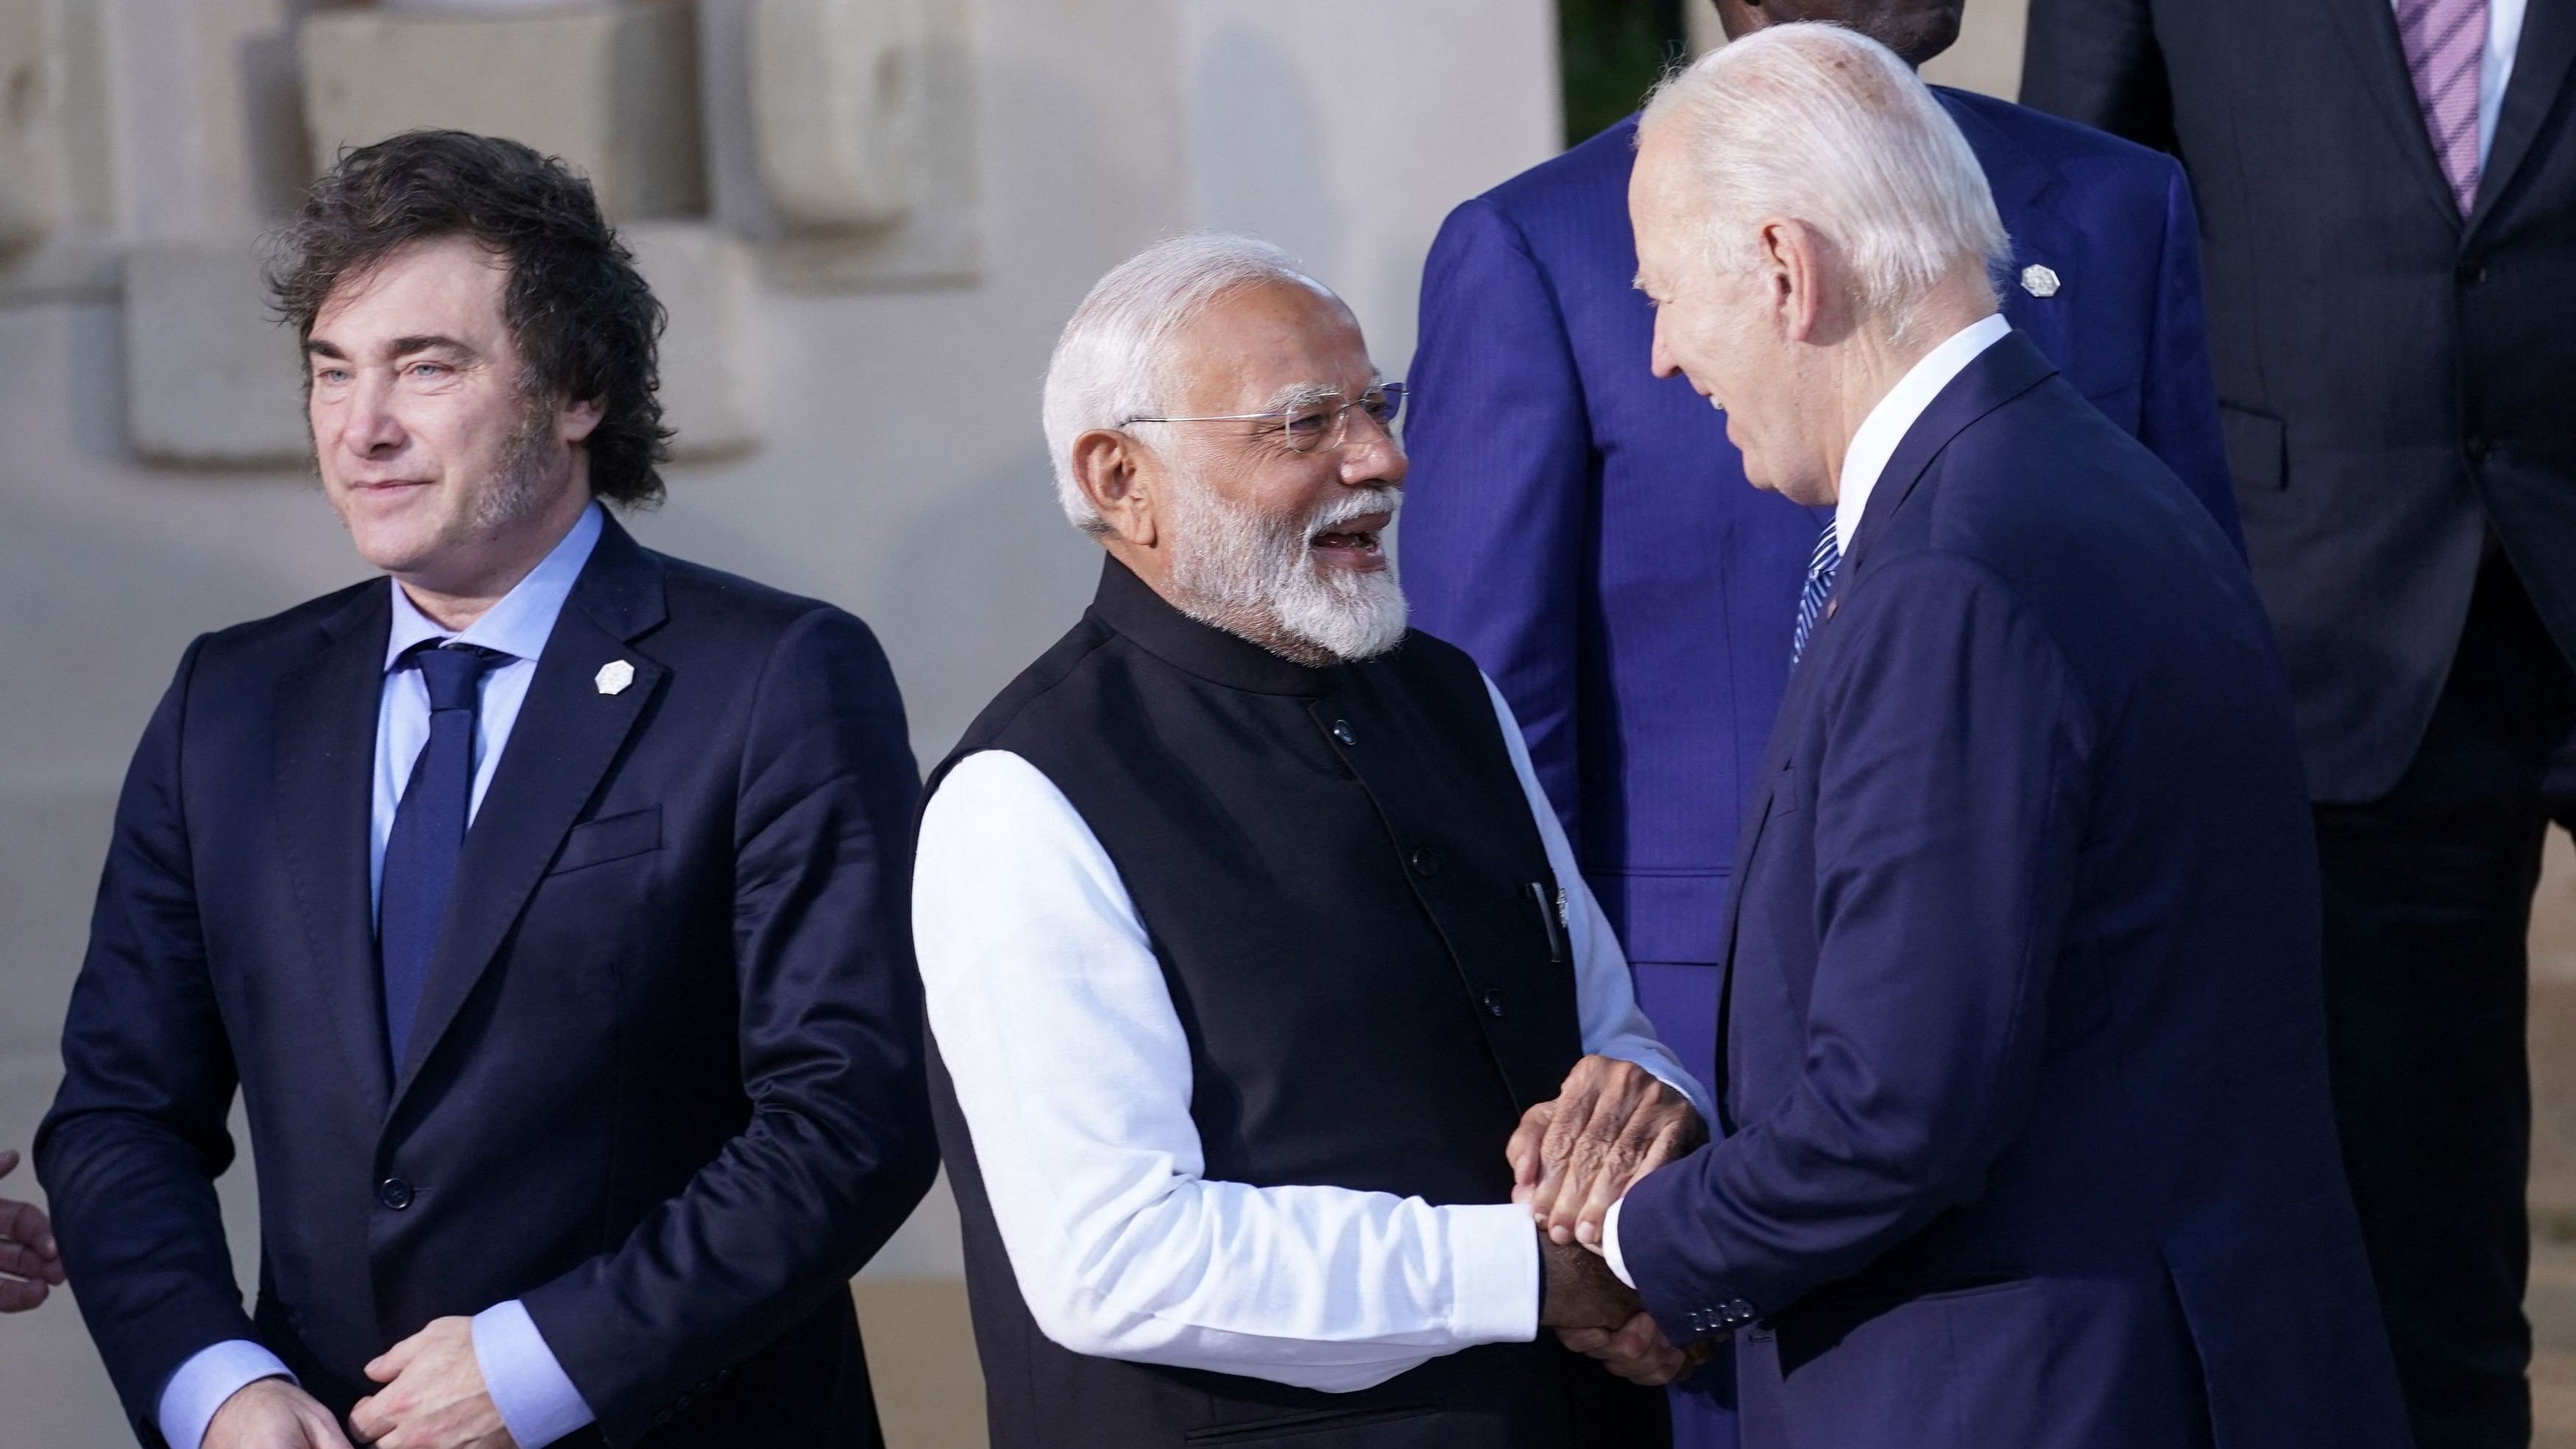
[1165,482,1409,663]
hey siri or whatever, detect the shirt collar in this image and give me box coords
[1833,312,2011,556]
[383,501,606,671]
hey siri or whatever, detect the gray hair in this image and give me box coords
[1040,233,1321,534]
[1639,24,2010,342]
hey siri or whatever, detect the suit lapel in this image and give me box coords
[2471,0,2576,233]
[389,520,670,1107]
[2318,0,2471,229]
[1710,698,1802,1137]
[1844,331,2061,583]
[272,584,397,1117]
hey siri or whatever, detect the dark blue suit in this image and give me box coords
[1616,331,2403,1447]
[38,517,938,1446]
[1402,92,2240,1109]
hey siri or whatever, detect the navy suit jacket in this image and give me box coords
[1402,91,2239,1094]
[38,517,939,1447]
[1617,333,2404,1447]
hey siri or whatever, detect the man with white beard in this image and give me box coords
[913,233,1716,1448]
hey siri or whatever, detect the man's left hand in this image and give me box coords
[1510,1055,1706,1250]
[350,1318,516,1449]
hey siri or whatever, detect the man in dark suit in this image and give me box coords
[1572,27,2409,1445]
[1400,0,2238,1180]
[2023,4,2572,1444]
[37,132,937,1449]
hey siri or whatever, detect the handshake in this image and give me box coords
[1512,1056,1712,1389]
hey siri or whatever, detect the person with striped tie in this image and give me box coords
[1554,27,2410,1445]
[2025,2,2572,1444]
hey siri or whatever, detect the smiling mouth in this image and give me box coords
[1309,511,1392,563]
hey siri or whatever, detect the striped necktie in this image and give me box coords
[1791,522,1841,667]
[2396,0,2488,213]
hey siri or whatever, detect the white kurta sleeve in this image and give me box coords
[1479,673,1716,1127]
[913,749,1541,1392]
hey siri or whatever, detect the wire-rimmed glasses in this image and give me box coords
[1124,383,1406,454]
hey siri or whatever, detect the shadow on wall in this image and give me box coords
[1186,19,1348,283]
[869,443,1104,756]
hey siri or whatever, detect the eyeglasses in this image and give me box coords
[1124,383,1406,454]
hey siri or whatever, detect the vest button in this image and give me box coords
[2466,433,2492,463]
[377,1177,414,1211]
[1483,990,1507,1018]
[1409,847,1440,876]
[1331,720,1357,747]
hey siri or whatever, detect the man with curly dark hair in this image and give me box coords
[38,130,939,1449]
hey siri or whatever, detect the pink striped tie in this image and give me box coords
[2396,0,2488,213]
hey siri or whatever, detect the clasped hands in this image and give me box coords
[1513,1055,1710,1388]
[205,1317,514,1449]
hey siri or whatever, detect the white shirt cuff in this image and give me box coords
[472,1300,595,1449]
[1603,1197,1635,1289]
[1447,1201,1543,1343]
[158,1339,294,1449]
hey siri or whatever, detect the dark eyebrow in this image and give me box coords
[304,340,346,361]
[389,335,477,359]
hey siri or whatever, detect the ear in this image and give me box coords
[1072,427,1162,548]
[557,394,606,445]
[1756,218,1827,345]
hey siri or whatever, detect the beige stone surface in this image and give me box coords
[300,0,707,219]
[121,238,311,464]
[854,1278,986,1449]
[624,221,765,457]
[698,0,981,290]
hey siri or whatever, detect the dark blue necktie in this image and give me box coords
[378,640,506,1070]
[1791,522,1841,666]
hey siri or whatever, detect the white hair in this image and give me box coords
[1638,24,2010,342]
[1040,233,1320,534]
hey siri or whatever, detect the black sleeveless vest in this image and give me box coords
[924,559,1668,1448]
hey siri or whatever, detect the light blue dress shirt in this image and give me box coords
[158,503,605,1449]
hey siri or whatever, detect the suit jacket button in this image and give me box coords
[1331,720,1358,747]
[376,1177,414,1211]
[1409,846,1440,877]
[1482,989,1507,1018]
[2466,433,2493,463]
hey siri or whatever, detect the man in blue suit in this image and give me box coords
[1403,0,2238,1129]
[38,132,938,1449]
[1565,27,2405,1445]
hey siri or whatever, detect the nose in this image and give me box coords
[1649,315,1680,380]
[330,369,408,460]
[1340,412,1407,488]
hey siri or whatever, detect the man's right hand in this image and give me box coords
[203,1378,353,1449]
[1536,1231,1641,1331]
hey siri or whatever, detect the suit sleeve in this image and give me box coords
[1400,196,1593,841]
[35,637,259,1444]
[520,608,939,1444]
[1615,555,2092,1323]
[2136,157,2245,554]
[2020,0,2177,152]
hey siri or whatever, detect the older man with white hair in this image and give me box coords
[912,234,1718,1448]
[1539,25,2413,1448]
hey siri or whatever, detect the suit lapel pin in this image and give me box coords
[595,659,635,696]
[2020,263,2062,299]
